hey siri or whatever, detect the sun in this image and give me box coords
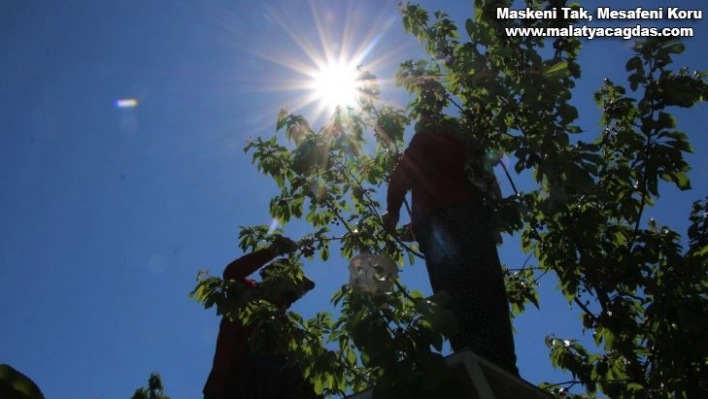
[222,1,403,124]
[310,61,360,110]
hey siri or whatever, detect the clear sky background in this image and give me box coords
[1,1,706,398]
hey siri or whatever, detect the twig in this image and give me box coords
[403,198,413,218]
[500,162,519,195]
[498,146,599,322]
[542,379,581,390]
[520,244,536,270]
[535,268,551,283]
[571,295,598,323]
[325,198,359,237]
[334,160,425,260]
[394,280,416,301]
[507,266,543,272]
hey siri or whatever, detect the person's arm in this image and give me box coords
[223,238,298,281]
[222,248,276,281]
[386,134,429,219]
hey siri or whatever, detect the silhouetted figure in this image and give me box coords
[382,122,519,375]
[203,240,319,399]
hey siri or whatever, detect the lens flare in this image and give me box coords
[116,98,138,108]
[267,218,282,235]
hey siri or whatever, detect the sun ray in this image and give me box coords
[263,4,328,69]
[253,1,405,123]
[177,1,412,132]
[310,0,336,65]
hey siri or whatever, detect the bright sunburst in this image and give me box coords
[221,1,407,124]
[310,61,360,110]
[197,1,410,234]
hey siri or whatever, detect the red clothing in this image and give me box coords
[203,249,277,396]
[387,131,480,225]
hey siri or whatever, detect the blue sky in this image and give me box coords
[1,1,706,398]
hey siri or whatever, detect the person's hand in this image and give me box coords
[269,236,298,256]
[381,212,399,234]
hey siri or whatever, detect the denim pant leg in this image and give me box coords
[414,202,518,375]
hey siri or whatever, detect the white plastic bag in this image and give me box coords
[348,253,398,294]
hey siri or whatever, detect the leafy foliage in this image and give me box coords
[0,364,45,399]
[192,87,464,397]
[191,1,707,398]
[130,372,170,399]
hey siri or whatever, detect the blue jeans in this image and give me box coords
[414,201,519,375]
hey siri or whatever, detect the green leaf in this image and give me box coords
[414,300,459,336]
[313,376,324,395]
[465,18,474,38]
[665,171,691,190]
[347,348,357,365]
[662,41,685,55]
[625,56,642,73]
[410,290,425,299]
[0,364,45,399]
[545,61,568,78]
[276,109,288,131]
[627,382,645,391]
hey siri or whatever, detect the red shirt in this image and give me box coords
[203,249,277,396]
[387,131,480,225]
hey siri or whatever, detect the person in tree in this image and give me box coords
[382,118,519,375]
[203,238,319,399]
